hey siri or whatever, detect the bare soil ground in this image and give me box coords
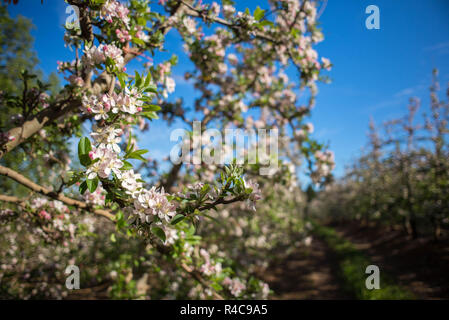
[261,237,352,299]
[331,221,449,299]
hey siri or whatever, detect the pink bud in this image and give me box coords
[137,107,142,112]
[89,151,94,159]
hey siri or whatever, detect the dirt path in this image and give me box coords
[261,237,351,299]
[333,222,449,299]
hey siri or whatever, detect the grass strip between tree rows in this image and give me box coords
[312,223,414,300]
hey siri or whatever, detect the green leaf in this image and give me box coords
[201,213,221,224]
[125,133,133,153]
[144,72,152,87]
[121,160,133,170]
[142,111,159,120]
[110,233,116,243]
[135,71,142,88]
[169,55,178,65]
[143,104,161,112]
[259,20,273,27]
[151,227,166,242]
[210,282,223,291]
[254,6,265,21]
[117,72,128,88]
[132,37,146,47]
[144,85,158,93]
[171,214,185,225]
[125,149,148,162]
[79,181,88,195]
[86,177,99,193]
[67,171,81,187]
[78,137,92,167]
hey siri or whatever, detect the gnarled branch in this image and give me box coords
[0,165,114,220]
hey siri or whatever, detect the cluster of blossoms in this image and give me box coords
[86,146,123,180]
[199,248,222,276]
[312,150,336,182]
[235,11,257,27]
[83,187,106,206]
[294,122,314,140]
[223,277,247,297]
[153,61,176,98]
[82,88,145,120]
[100,0,130,27]
[28,198,77,241]
[133,187,176,223]
[183,17,197,35]
[115,28,132,43]
[90,126,123,153]
[83,44,124,68]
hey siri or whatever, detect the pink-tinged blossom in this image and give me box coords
[86,146,123,179]
[89,99,109,121]
[227,53,238,66]
[223,277,246,297]
[199,248,222,276]
[261,283,270,299]
[100,0,130,28]
[50,200,69,213]
[66,75,84,87]
[102,44,124,66]
[134,26,150,43]
[209,2,220,18]
[163,226,179,245]
[115,29,132,43]
[304,122,314,133]
[84,187,106,206]
[244,179,262,211]
[121,169,143,198]
[236,11,256,26]
[134,187,176,222]
[183,17,197,34]
[39,93,50,108]
[31,197,48,210]
[321,57,332,70]
[120,87,144,114]
[223,4,235,18]
[38,210,51,221]
[163,77,175,98]
[303,236,313,246]
[83,45,105,67]
[236,100,248,113]
[90,125,123,153]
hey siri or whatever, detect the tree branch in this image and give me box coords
[180,263,224,300]
[0,165,114,220]
[179,0,280,44]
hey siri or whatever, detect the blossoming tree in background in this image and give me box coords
[313,70,449,241]
[0,0,333,299]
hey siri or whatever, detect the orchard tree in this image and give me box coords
[0,0,333,299]
[313,70,449,241]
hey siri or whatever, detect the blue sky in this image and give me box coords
[6,0,449,181]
